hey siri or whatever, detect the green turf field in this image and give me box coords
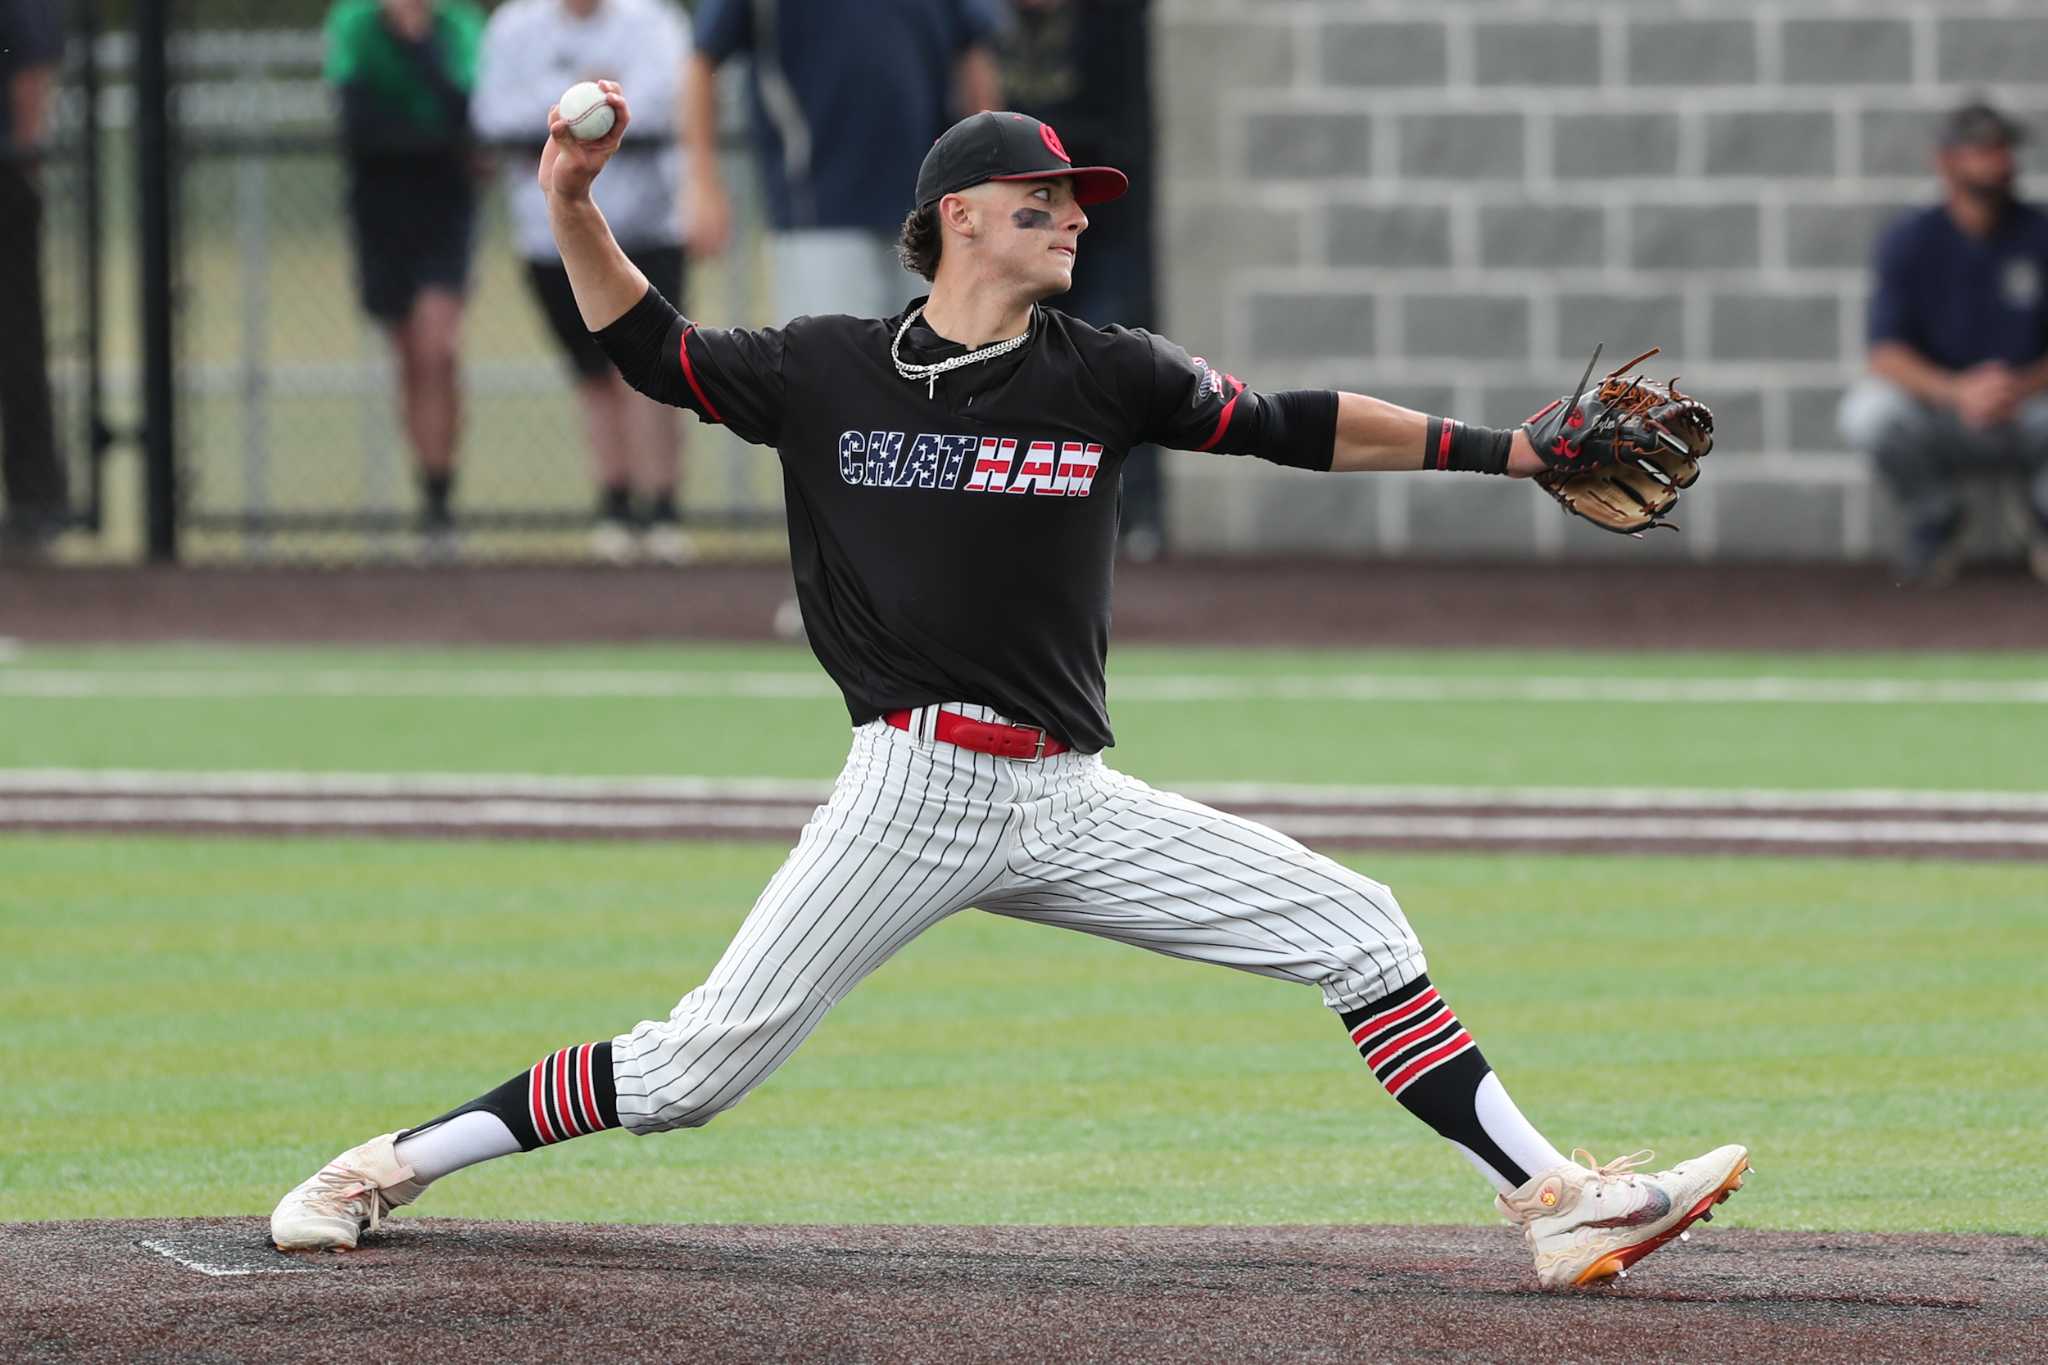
[3,644,2045,1235]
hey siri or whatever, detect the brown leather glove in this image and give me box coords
[1521,347,1716,535]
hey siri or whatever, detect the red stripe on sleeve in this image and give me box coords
[678,325,725,425]
[529,1062,555,1145]
[1436,419,1456,471]
[1195,377,1246,452]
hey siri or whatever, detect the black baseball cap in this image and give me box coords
[1940,99,2027,148]
[915,111,1129,211]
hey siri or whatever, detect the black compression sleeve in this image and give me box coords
[594,285,684,402]
[1246,388,1340,471]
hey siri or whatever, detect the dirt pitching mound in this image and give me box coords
[4,1219,2039,1363]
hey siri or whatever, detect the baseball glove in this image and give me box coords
[1520,346,1715,535]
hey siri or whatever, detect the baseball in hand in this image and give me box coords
[558,81,616,141]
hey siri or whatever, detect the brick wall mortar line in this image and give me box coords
[1525,108,1550,191]
[1759,194,1788,273]
[1756,6,1781,86]
[1444,10,1473,91]
[1909,8,1936,88]
[1837,95,1861,187]
[1450,198,1479,275]
[1682,278,1712,382]
[1677,106,1705,182]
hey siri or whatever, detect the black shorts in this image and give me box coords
[527,245,687,380]
[345,161,478,323]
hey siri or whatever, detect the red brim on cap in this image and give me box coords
[988,166,1130,206]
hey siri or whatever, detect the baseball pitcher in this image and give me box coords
[272,84,1737,1290]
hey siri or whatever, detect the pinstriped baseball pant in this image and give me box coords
[612,706,1427,1134]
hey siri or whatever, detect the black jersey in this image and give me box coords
[599,289,1337,751]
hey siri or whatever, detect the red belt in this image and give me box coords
[885,708,1069,761]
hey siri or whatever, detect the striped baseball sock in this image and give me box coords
[1342,977,1567,1195]
[395,1041,619,1183]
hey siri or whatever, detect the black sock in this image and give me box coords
[599,484,633,524]
[1341,977,1531,1188]
[644,489,680,525]
[421,473,454,525]
[402,1041,619,1152]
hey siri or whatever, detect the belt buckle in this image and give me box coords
[1030,730,1048,761]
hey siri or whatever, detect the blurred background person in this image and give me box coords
[475,0,694,565]
[1839,100,2048,586]
[324,0,485,559]
[0,0,65,563]
[999,0,1163,562]
[684,0,1004,635]
[682,0,1004,324]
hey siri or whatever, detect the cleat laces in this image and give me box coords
[1574,1147,1654,1183]
[302,1164,386,1234]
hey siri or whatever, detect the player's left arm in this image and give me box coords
[1133,332,1541,477]
[1330,393,1545,476]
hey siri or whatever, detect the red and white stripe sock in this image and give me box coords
[396,1041,620,1183]
[1341,978,1566,1195]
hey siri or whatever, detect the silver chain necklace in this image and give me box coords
[891,306,1032,398]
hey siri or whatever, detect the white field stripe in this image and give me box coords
[1259,814,2048,847]
[137,1238,312,1277]
[15,796,2048,846]
[0,768,831,801]
[1,797,816,831]
[5,668,2048,705]
[8,769,2048,815]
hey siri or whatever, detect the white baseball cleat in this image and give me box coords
[270,1132,428,1252]
[1496,1144,1749,1289]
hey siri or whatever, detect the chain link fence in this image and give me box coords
[44,0,786,564]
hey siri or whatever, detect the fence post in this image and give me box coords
[136,0,177,562]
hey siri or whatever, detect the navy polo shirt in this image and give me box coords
[694,0,1002,234]
[1867,202,2048,370]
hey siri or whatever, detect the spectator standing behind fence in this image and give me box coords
[324,0,485,560]
[999,0,1164,562]
[474,0,694,566]
[681,0,1004,324]
[684,0,1002,636]
[0,0,65,563]
[1839,101,2048,586]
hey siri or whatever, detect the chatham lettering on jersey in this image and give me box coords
[837,430,1104,497]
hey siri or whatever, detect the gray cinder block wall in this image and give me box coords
[1150,1,2048,560]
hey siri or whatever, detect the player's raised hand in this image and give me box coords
[539,80,630,202]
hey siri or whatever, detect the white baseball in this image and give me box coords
[558,81,616,142]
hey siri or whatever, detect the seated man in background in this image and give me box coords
[1840,101,2048,585]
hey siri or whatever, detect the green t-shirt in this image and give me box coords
[323,0,486,136]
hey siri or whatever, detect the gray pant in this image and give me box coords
[1837,378,2048,532]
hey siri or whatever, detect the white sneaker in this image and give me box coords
[1496,1145,1749,1289]
[643,523,697,566]
[591,518,637,565]
[270,1132,428,1251]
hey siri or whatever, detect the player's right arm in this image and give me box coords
[542,83,784,445]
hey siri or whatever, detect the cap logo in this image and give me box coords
[1040,123,1071,164]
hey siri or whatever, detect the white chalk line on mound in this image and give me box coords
[137,1238,311,1278]
[4,668,2048,705]
[7,769,2048,814]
